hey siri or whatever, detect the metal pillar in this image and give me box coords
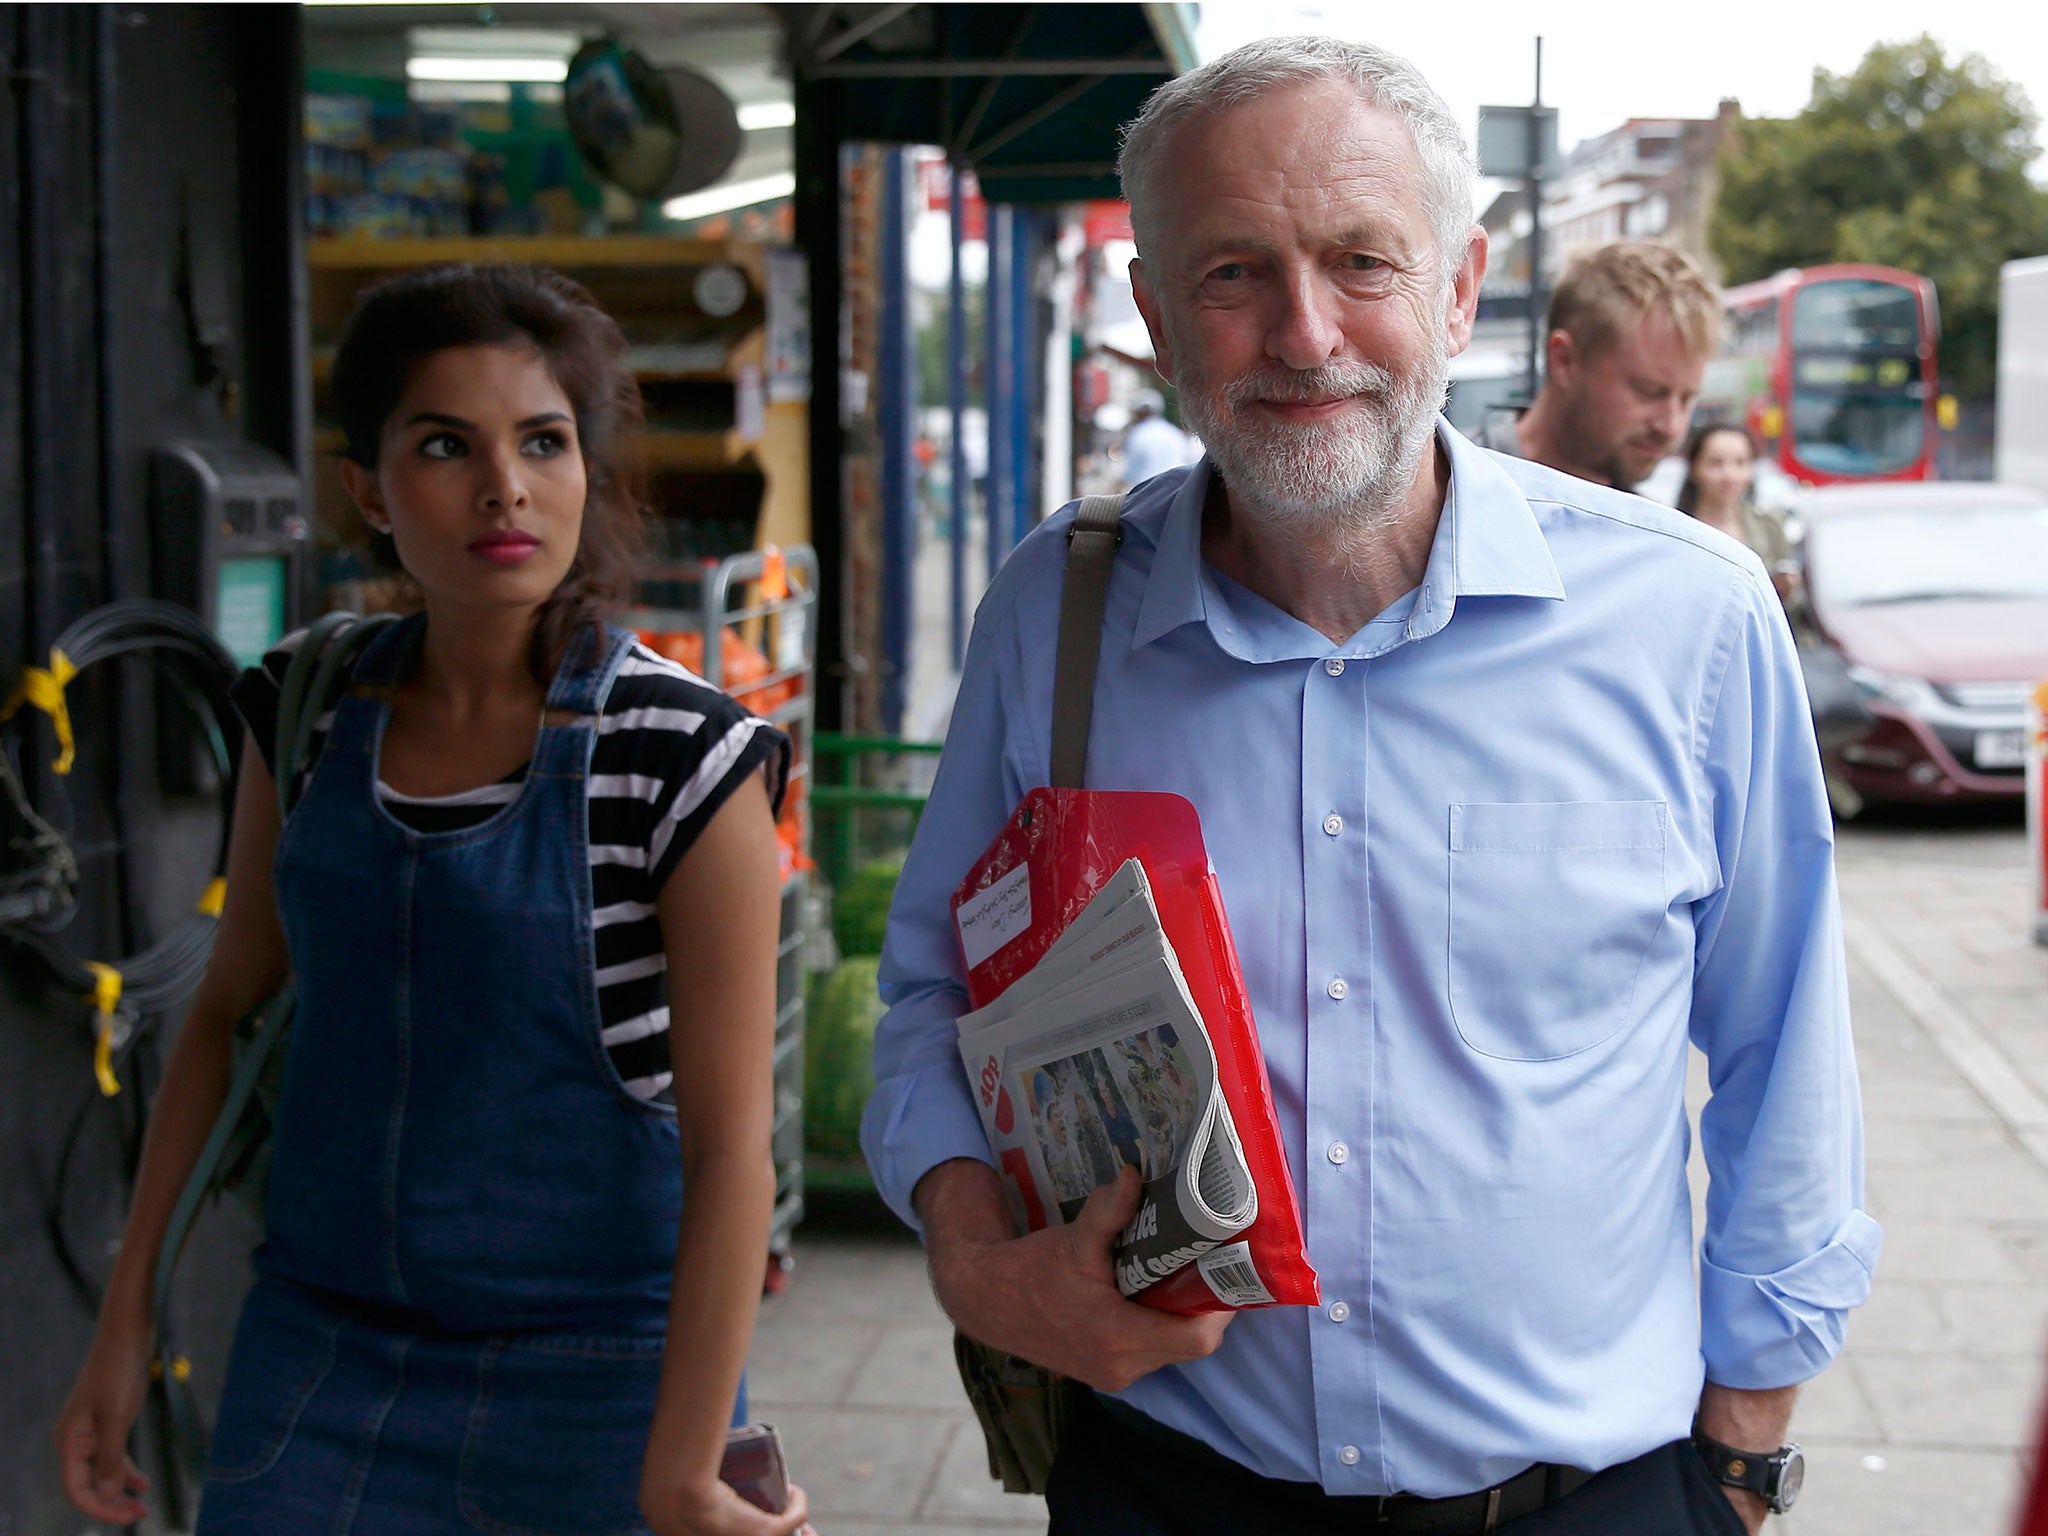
[985,202,1013,580]
[793,80,847,728]
[876,149,916,737]
[1524,38,1546,403]
[1009,207,1037,545]
[947,161,967,669]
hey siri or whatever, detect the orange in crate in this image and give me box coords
[637,628,798,716]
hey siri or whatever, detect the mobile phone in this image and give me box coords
[721,1422,791,1515]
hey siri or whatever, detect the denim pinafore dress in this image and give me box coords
[198,617,685,1536]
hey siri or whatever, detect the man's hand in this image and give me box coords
[1697,1381,1798,1534]
[917,1160,1232,1392]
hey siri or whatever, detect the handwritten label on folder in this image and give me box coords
[956,861,1031,970]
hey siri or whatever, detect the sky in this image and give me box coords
[1196,0,2048,181]
[905,2,2048,287]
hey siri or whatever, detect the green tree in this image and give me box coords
[915,283,986,411]
[1711,36,2048,397]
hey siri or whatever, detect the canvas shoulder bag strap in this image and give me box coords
[955,493,1126,1496]
[1049,494,1126,790]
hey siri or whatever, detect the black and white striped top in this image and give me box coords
[231,636,790,1104]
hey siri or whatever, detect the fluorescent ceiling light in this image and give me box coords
[737,101,796,132]
[408,55,569,83]
[663,172,796,223]
[409,26,577,57]
[410,79,514,104]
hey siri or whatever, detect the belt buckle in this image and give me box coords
[1365,1486,1503,1534]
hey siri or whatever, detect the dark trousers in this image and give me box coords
[1046,1390,1750,1536]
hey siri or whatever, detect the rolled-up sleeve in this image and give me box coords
[860,537,1061,1234]
[1688,567,1881,1388]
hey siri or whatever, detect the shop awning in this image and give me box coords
[789,2,1199,203]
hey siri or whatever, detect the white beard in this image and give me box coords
[1172,319,1449,553]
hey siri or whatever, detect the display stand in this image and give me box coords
[629,544,818,1273]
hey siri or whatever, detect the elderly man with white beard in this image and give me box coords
[862,36,1875,1536]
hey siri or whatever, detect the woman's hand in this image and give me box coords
[52,1313,155,1524]
[640,1473,814,1536]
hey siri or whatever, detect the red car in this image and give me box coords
[1799,482,2048,812]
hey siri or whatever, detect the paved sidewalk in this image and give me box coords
[1780,816,2048,1536]
[752,813,2048,1535]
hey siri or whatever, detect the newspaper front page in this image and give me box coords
[957,859,1263,1302]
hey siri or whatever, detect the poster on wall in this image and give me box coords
[765,248,811,404]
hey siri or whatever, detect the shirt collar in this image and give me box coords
[1129,460,1217,650]
[1129,418,1565,655]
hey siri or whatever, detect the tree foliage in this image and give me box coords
[1711,36,2048,396]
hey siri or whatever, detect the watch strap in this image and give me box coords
[1692,1430,1800,1512]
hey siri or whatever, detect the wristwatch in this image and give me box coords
[1692,1428,1805,1514]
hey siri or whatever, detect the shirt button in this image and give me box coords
[1328,1300,1351,1323]
[1327,976,1349,1000]
[1322,813,1344,837]
[1339,1444,1361,1466]
[1327,1140,1349,1165]
[1323,657,1345,677]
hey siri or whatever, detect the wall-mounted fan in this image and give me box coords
[563,39,741,200]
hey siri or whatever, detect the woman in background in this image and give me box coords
[1677,423,1800,609]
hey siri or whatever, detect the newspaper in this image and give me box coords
[956,859,1260,1298]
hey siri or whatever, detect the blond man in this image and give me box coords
[1502,241,1721,488]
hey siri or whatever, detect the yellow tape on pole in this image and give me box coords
[86,962,123,1097]
[0,648,80,773]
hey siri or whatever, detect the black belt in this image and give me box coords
[1091,1392,1594,1534]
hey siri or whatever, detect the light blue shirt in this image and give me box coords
[862,420,1879,1498]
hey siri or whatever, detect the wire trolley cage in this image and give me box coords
[627,544,817,1276]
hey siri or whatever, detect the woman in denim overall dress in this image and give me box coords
[55,265,812,1536]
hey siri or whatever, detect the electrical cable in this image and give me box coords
[0,600,241,1027]
[0,740,78,924]
[1,601,241,1339]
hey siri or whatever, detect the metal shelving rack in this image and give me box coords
[629,544,818,1272]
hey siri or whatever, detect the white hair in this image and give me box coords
[1117,35,1475,275]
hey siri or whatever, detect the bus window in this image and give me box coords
[1788,391,1925,477]
[1727,297,1779,356]
[1792,279,1921,350]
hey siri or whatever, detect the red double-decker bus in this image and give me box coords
[1699,263,1944,485]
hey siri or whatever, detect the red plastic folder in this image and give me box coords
[951,786,1319,1314]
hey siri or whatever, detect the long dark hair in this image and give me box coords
[329,263,647,681]
[1675,422,1755,517]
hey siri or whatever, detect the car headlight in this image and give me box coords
[1846,665,1942,714]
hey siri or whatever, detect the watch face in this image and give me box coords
[1772,1448,1805,1512]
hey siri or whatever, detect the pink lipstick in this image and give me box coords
[469,529,541,565]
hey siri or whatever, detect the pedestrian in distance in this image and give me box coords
[1120,386,1205,488]
[1677,422,1801,609]
[53,263,811,1536]
[864,35,1875,1536]
[1482,240,1720,491]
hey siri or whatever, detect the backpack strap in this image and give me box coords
[150,610,399,1484]
[274,611,399,817]
[1049,494,1125,790]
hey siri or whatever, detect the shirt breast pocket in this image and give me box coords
[1447,800,1669,1062]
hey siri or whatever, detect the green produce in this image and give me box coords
[831,856,903,956]
[804,955,884,1159]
